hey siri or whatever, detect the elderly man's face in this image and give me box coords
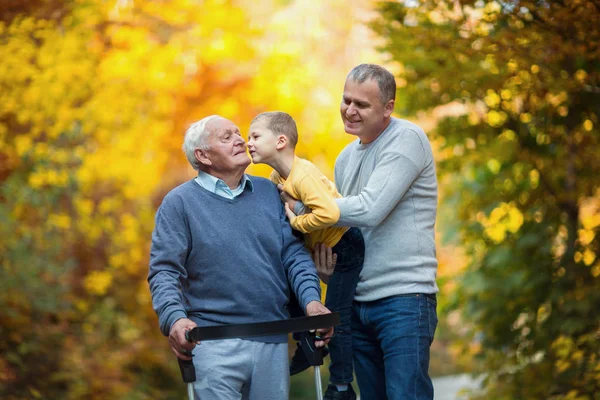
[204,118,251,173]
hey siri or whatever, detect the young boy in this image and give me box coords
[248,111,364,400]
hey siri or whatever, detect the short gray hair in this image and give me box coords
[182,115,220,170]
[347,64,396,103]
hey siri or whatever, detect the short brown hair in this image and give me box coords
[251,111,298,148]
[347,64,396,103]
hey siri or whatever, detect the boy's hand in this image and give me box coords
[277,184,298,211]
[284,203,297,220]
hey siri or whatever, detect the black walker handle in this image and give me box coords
[297,331,324,366]
[178,358,196,383]
[178,331,196,383]
[176,313,339,383]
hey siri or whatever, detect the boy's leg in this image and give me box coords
[325,227,365,385]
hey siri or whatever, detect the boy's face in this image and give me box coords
[247,120,280,164]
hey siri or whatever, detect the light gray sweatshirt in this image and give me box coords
[335,117,439,302]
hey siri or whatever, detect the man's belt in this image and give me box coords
[185,313,340,342]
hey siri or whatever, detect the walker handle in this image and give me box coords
[178,331,196,383]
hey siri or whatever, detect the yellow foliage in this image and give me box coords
[558,105,569,117]
[14,135,32,157]
[484,90,500,108]
[529,169,540,189]
[48,213,72,230]
[575,69,588,82]
[486,159,501,174]
[591,263,600,278]
[480,202,524,243]
[486,110,506,127]
[500,89,512,100]
[578,229,595,246]
[520,112,532,123]
[1,0,387,397]
[582,249,596,266]
[84,270,113,296]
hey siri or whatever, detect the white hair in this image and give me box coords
[182,115,221,170]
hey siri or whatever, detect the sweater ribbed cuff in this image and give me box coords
[163,310,188,337]
[300,289,322,313]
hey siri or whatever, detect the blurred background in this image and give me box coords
[0,0,598,399]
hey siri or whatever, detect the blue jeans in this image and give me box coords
[289,227,364,384]
[325,227,364,384]
[351,293,438,400]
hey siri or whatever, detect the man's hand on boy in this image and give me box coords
[277,184,297,211]
[284,203,297,221]
[313,243,337,284]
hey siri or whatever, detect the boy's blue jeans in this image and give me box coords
[289,227,364,384]
[324,227,364,384]
[351,293,438,400]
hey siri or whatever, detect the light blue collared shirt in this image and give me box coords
[195,170,254,199]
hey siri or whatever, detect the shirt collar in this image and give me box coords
[195,170,254,194]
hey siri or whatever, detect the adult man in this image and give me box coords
[148,115,332,400]
[287,64,439,399]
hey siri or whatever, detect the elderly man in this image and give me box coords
[148,115,332,400]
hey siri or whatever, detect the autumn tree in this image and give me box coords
[372,0,599,398]
[0,1,228,397]
[0,0,379,398]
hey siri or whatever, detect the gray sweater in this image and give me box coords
[335,117,439,302]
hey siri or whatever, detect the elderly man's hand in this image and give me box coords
[305,301,334,347]
[313,243,337,284]
[169,318,198,360]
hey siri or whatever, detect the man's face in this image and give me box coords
[340,78,394,143]
[202,118,250,172]
[247,120,279,164]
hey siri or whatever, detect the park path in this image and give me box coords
[353,374,481,400]
[432,374,482,400]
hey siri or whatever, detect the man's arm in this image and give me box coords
[148,195,197,358]
[335,131,427,227]
[278,199,322,309]
[278,202,334,345]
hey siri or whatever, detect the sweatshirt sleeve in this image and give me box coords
[147,194,190,336]
[289,174,340,233]
[279,201,321,311]
[336,130,427,228]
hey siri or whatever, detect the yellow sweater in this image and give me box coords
[270,157,348,250]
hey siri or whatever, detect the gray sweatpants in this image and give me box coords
[191,338,289,400]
